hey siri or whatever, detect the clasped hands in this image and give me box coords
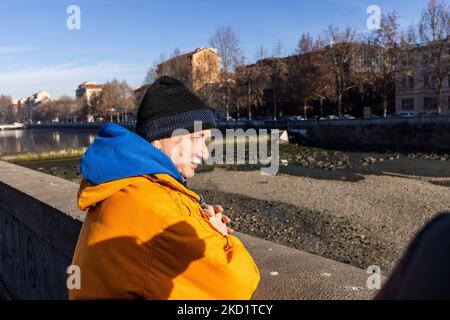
[201,203,233,236]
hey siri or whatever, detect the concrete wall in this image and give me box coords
[0,161,84,299]
[219,117,450,152]
[299,117,450,152]
[0,160,377,300]
[24,117,450,152]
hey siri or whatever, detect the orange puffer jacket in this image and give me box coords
[69,173,260,299]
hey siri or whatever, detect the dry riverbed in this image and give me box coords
[15,144,450,275]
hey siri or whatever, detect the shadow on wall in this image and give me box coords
[69,221,206,299]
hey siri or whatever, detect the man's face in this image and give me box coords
[155,129,211,180]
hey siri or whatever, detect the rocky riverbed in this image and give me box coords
[15,144,450,275]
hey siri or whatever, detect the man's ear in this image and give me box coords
[151,140,162,150]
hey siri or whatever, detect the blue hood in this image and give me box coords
[80,124,184,185]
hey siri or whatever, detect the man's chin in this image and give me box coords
[181,166,196,180]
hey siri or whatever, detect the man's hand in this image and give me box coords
[201,203,233,236]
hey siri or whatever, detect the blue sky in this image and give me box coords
[0,0,430,100]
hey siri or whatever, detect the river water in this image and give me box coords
[0,129,98,154]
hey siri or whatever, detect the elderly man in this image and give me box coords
[69,76,260,299]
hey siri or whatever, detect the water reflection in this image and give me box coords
[0,129,98,154]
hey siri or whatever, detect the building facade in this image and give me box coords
[156,47,221,91]
[75,81,104,105]
[396,40,450,115]
[17,91,51,108]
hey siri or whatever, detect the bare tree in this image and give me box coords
[210,26,243,119]
[56,95,78,122]
[33,100,59,122]
[27,96,78,123]
[74,96,90,122]
[417,0,449,113]
[235,51,270,120]
[254,45,268,63]
[144,52,169,85]
[288,33,331,118]
[397,25,418,85]
[365,12,405,117]
[116,80,136,121]
[171,48,182,57]
[94,79,135,122]
[96,80,119,121]
[0,95,17,124]
[266,41,289,120]
[144,63,158,85]
[322,25,359,117]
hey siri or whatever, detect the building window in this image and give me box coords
[423,75,430,88]
[407,76,414,90]
[424,97,437,110]
[401,98,414,111]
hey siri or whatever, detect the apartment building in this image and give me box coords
[156,47,221,91]
[396,39,450,114]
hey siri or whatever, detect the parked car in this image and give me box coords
[280,115,305,121]
[398,112,417,118]
[388,112,417,118]
[324,115,339,120]
[418,112,441,117]
[339,114,355,120]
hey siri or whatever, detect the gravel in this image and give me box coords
[189,163,450,275]
[16,147,450,276]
